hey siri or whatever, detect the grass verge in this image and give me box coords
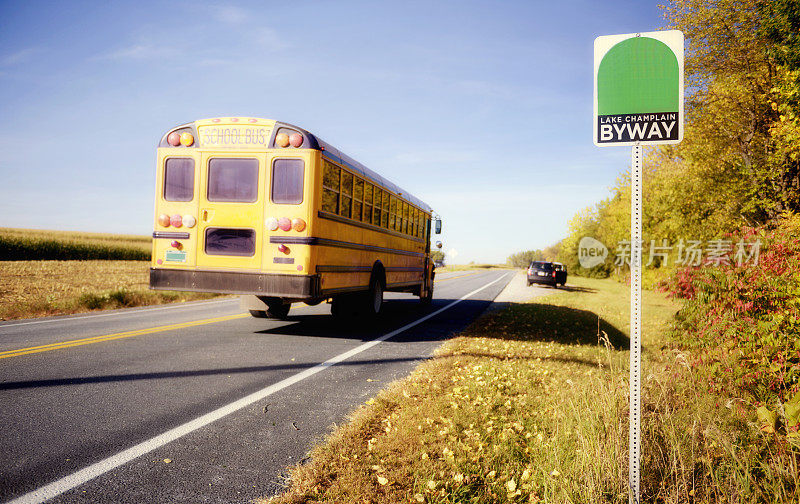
[264,276,798,503]
[0,260,219,320]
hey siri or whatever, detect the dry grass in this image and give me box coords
[0,260,218,320]
[264,277,798,503]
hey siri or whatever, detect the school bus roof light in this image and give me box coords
[158,214,171,227]
[179,132,194,147]
[167,132,181,147]
[289,133,303,148]
[276,133,290,148]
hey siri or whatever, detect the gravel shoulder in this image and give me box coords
[492,270,556,304]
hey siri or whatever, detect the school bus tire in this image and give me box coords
[331,294,357,318]
[265,301,291,319]
[249,310,268,318]
[420,283,433,305]
[365,274,384,317]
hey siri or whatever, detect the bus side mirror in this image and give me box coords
[435,219,442,234]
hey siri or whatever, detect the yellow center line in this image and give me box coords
[1,272,491,360]
[0,313,250,360]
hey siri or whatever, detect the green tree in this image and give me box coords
[506,250,544,269]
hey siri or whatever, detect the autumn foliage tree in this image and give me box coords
[562,0,800,272]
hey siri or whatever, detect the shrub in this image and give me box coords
[665,215,800,425]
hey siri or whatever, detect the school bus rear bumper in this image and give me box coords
[149,268,319,298]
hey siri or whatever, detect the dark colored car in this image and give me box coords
[553,262,568,286]
[526,261,566,287]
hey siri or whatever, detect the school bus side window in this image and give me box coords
[272,159,304,204]
[364,183,373,225]
[373,188,382,226]
[353,178,364,222]
[389,196,397,230]
[381,191,390,228]
[164,158,194,201]
[322,161,339,213]
[340,170,353,218]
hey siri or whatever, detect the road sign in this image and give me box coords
[593,30,684,146]
[592,29,684,504]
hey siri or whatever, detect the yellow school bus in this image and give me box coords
[150,117,439,318]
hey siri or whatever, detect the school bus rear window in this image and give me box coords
[271,159,304,204]
[164,158,194,201]
[204,228,256,256]
[207,158,258,202]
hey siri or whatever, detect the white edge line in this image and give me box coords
[0,298,238,329]
[7,272,510,504]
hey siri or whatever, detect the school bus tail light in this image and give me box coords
[158,214,171,227]
[182,215,196,228]
[278,217,292,232]
[170,214,183,228]
[266,217,279,231]
[292,218,306,232]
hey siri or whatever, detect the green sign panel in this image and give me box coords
[593,30,684,146]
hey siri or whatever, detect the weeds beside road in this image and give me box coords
[266,277,798,504]
[0,260,217,320]
[0,228,217,320]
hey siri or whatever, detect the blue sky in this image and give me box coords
[0,1,663,263]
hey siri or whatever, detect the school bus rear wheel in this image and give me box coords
[265,302,291,319]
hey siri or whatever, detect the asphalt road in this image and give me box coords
[0,269,517,504]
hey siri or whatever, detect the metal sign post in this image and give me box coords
[592,30,684,504]
[629,143,643,503]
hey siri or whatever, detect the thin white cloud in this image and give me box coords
[1,47,41,66]
[251,27,289,50]
[93,44,181,61]
[212,5,249,24]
